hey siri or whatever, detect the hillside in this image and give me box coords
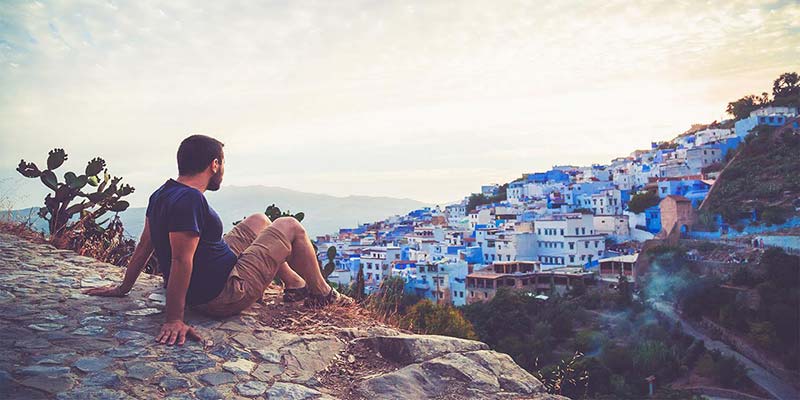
[701,121,800,224]
[0,233,563,399]
[5,185,430,239]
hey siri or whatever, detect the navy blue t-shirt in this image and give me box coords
[146,179,237,306]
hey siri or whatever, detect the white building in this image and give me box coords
[694,128,735,146]
[735,106,798,138]
[445,203,467,226]
[468,208,492,230]
[685,146,722,171]
[360,246,402,284]
[593,214,631,239]
[515,213,606,269]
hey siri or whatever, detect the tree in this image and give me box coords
[772,72,799,102]
[726,94,767,120]
[616,275,632,308]
[627,190,660,213]
[353,265,366,301]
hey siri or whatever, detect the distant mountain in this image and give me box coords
[4,186,430,239]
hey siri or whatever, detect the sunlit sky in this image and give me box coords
[1,0,798,208]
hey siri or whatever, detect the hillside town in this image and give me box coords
[314,105,800,306]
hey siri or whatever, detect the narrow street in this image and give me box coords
[651,301,798,400]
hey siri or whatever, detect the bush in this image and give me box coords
[401,299,477,340]
[365,276,419,320]
[573,330,602,353]
[601,345,633,374]
[760,206,789,226]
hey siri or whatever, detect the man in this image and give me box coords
[85,134,351,346]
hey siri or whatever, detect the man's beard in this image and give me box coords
[207,170,223,191]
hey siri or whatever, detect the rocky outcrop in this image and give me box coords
[0,233,564,399]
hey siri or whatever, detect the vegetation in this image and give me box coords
[627,190,660,213]
[702,125,800,223]
[15,148,139,267]
[234,203,305,225]
[16,148,134,239]
[726,72,798,119]
[708,72,800,223]
[678,248,800,369]
[466,183,508,212]
[400,299,477,340]
[458,286,753,398]
[359,276,477,339]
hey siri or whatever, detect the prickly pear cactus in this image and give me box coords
[322,246,337,278]
[232,204,306,226]
[16,148,134,238]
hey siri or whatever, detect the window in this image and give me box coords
[585,242,589,248]
[569,255,575,263]
[560,229,564,235]
[569,242,574,250]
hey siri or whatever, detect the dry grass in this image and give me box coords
[0,218,47,244]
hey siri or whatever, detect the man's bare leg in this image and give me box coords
[269,217,332,296]
[238,214,306,290]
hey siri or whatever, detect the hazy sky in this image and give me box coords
[1,0,798,208]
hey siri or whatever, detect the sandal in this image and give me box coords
[304,287,354,309]
[283,286,309,303]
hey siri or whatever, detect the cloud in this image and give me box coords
[0,0,797,206]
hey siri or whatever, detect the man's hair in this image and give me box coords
[177,134,224,176]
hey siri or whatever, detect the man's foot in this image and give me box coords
[304,287,354,308]
[283,286,309,303]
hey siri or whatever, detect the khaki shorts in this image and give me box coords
[193,222,292,317]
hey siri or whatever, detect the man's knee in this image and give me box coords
[243,213,270,230]
[271,217,306,241]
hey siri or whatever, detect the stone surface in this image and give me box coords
[363,333,490,364]
[74,357,113,373]
[355,350,559,400]
[199,371,237,386]
[237,380,269,397]
[0,233,556,400]
[159,376,191,391]
[195,386,225,400]
[266,381,323,399]
[125,361,159,381]
[222,358,256,375]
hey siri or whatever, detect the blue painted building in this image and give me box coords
[735,107,797,138]
[645,206,661,234]
[657,179,711,208]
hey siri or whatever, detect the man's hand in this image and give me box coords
[157,320,202,346]
[83,285,127,297]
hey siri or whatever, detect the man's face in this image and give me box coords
[207,156,224,191]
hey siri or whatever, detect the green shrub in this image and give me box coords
[628,190,660,213]
[401,299,477,340]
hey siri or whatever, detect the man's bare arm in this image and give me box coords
[84,217,155,297]
[156,231,202,345]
